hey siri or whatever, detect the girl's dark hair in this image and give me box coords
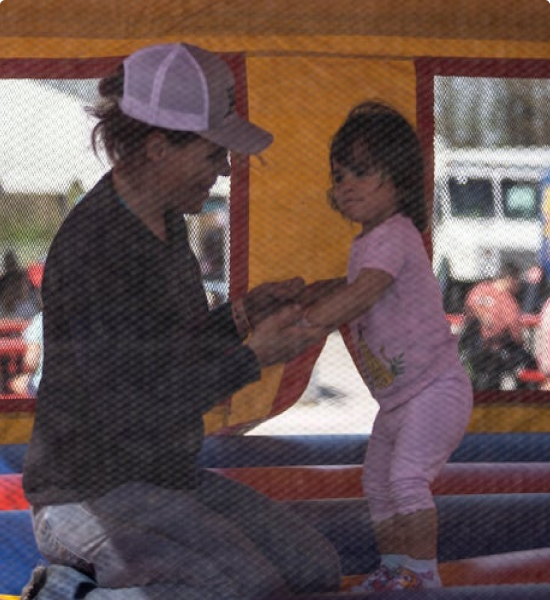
[328,101,428,232]
[89,65,199,165]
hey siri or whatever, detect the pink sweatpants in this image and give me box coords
[362,366,473,522]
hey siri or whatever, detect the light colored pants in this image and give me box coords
[363,367,473,522]
[33,469,341,599]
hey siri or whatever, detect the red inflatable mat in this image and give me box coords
[433,462,550,495]
[3,462,550,510]
[211,462,550,500]
[339,548,550,591]
[0,473,27,510]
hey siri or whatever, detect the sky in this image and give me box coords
[0,79,108,194]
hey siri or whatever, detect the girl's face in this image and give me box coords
[331,157,398,234]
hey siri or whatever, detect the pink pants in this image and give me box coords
[363,366,473,522]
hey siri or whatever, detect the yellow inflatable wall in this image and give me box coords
[2,0,550,433]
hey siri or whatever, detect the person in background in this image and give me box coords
[26,261,45,314]
[7,264,43,396]
[7,311,43,396]
[0,269,36,320]
[21,43,340,600]
[299,101,472,592]
[460,261,539,390]
[536,296,550,389]
[463,261,523,347]
[0,249,22,296]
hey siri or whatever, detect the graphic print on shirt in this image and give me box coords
[357,325,404,390]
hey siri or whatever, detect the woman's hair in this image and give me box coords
[328,100,428,232]
[89,65,199,166]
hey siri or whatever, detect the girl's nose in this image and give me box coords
[339,173,356,192]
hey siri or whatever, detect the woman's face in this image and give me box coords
[157,137,231,215]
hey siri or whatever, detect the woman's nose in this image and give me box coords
[217,154,231,177]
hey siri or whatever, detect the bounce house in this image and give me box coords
[2,0,550,598]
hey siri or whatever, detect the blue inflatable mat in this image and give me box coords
[0,445,29,475]
[296,584,550,599]
[198,433,550,468]
[9,567,550,599]
[450,432,550,463]
[288,494,550,575]
[3,433,550,475]
[4,494,550,597]
[0,510,43,596]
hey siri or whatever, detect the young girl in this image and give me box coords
[300,101,473,592]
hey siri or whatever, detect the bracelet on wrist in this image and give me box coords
[299,308,315,328]
[232,297,252,338]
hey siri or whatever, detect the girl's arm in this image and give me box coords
[303,268,393,333]
[299,277,348,308]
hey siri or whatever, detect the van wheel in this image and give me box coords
[438,261,466,313]
[438,260,457,312]
[444,281,466,314]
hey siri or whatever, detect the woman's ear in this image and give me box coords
[145,131,168,162]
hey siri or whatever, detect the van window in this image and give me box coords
[448,177,494,217]
[502,180,539,219]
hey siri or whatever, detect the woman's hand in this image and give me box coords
[243,277,305,328]
[245,304,326,367]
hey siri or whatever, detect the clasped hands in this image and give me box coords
[240,277,342,367]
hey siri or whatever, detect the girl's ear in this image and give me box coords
[145,131,168,162]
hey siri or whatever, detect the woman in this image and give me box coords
[22,43,340,600]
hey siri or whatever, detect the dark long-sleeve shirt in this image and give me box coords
[23,173,260,506]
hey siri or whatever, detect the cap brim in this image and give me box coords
[198,114,273,155]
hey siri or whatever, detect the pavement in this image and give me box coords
[248,332,379,436]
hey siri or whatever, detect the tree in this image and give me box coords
[435,77,550,148]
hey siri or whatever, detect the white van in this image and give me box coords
[432,147,550,312]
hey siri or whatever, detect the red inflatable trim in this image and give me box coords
[0,474,28,510]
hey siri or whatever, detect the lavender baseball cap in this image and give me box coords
[119,43,273,154]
